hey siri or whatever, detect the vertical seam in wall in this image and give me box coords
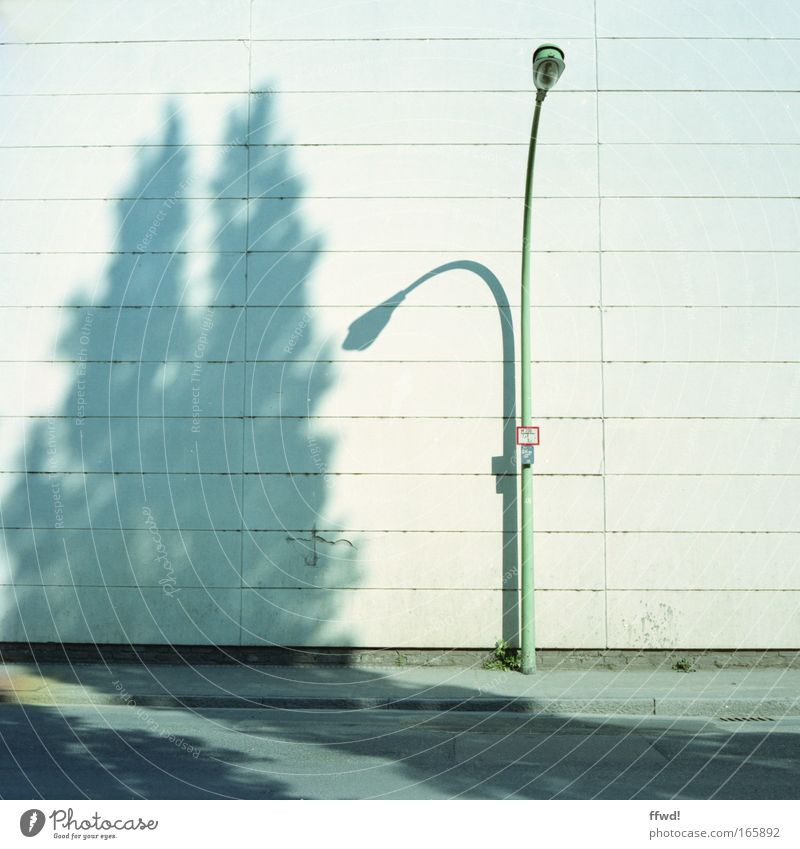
[593,0,609,648]
[239,0,254,647]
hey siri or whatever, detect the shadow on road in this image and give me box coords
[2,663,799,799]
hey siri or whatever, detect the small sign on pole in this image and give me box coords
[516,426,540,446]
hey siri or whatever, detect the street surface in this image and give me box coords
[1,705,798,799]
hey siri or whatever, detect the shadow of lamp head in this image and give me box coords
[342,290,411,351]
[342,260,510,352]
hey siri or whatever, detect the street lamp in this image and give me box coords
[520,44,565,675]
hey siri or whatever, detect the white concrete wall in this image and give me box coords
[0,0,798,648]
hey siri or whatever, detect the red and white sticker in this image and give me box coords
[516,426,540,446]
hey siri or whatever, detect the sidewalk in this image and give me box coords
[2,661,799,717]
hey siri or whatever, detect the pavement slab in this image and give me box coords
[1,662,798,717]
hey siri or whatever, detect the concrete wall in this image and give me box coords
[0,0,798,648]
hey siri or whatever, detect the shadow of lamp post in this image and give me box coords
[520,45,566,674]
[343,261,520,649]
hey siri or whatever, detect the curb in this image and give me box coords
[4,691,799,717]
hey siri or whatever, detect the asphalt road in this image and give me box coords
[1,705,798,799]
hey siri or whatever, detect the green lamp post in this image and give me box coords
[520,44,565,675]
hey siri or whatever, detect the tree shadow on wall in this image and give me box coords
[0,92,360,655]
[243,95,366,649]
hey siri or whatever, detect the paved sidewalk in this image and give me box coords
[1,661,799,717]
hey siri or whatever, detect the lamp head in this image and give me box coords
[532,44,565,94]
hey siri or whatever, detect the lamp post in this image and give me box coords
[520,44,565,675]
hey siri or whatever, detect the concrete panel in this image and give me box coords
[0,528,241,588]
[0,472,244,530]
[0,146,249,200]
[606,419,800,475]
[250,144,597,199]
[250,92,597,145]
[241,588,604,647]
[0,93,248,147]
[603,306,800,362]
[0,585,241,644]
[252,39,596,92]
[244,417,603,475]
[0,199,248,253]
[601,144,800,198]
[246,305,600,363]
[242,473,604,532]
[599,39,800,91]
[597,0,800,38]
[246,361,603,418]
[248,197,598,252]
[251,0,596,39]
[0,417,244,474]
[0,307,245,363]
[599,92,800,144]
[607,532,800,591]
[607,590,800,648]
[0,0,252,41]
[0,362,245,418]
[0,253,247,307]
[246,251,600,308]
[0,42,250,95]
[607,475,800,532]
[604,363,800,418]
[602,252,800,307]
[243,530,604,590]
[602,198,800,252]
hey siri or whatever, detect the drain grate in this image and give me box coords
[718,716,774,723]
